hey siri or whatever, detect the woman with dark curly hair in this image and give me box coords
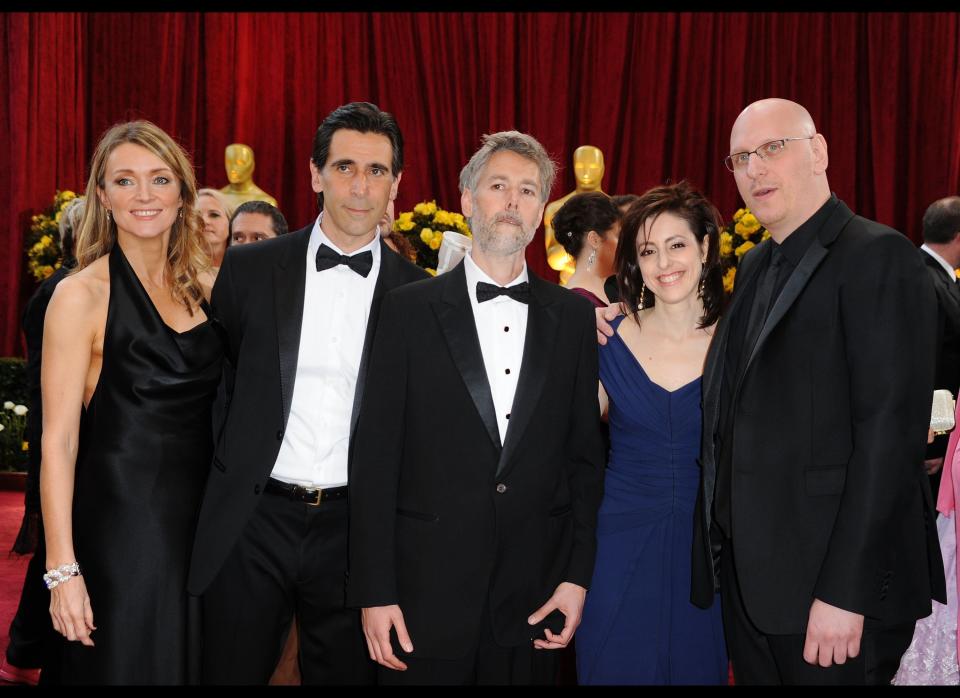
[576,181,728,685]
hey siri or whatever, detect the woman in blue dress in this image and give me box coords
[577,181,728,684]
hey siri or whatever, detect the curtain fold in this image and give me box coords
[3,11,959,355]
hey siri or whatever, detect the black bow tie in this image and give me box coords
[315,244,373,277]
[476,281,531,304]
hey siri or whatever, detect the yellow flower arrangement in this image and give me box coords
[719,206,771,294]
[395,200,471,274]
[25,189,77,282]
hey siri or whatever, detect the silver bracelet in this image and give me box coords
[43,562,81,590]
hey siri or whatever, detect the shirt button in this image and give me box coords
[505,368,511,375]
[496,483,507,494]
[504,326,510,332]
[331,336,339,344]
[506,413,511,420]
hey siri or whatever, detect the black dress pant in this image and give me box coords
[8,522,58,673]
[200,491,374,685]
[719,539,915,685]
[377,600,558,686]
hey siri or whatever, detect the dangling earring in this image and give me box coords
[178,208,184,219]
[107,210,112,222]
[638,280,646,311]
[697,267,706,298]
[587,249,597,269]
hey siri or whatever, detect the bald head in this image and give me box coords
[731,99,816,148]
[728,98,831,241]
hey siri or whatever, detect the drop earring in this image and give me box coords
[638,281,646,311]
[587,249,597,269]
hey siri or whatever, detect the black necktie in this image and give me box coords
[743,246,785,355]
[315,244,374,277]
[476,281,531,304]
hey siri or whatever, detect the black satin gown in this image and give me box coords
[56,245,222,684]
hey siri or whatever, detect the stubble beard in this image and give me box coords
[471,214,535,258]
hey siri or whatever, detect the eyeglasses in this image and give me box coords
[723,136,815,173]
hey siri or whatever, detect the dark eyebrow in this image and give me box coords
[640,235,690,247]
[331,158,391,174]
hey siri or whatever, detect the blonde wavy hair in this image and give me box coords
[74,120,209,313]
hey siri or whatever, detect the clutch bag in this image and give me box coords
[931,389,956,435]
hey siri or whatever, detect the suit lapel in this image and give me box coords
[349,240,404,439]
[702,242,766,430]
[434,263,502,451]
[497,275,560,477]
[274,226,310,429]
[743,201,855,375]
[924,252,960,304]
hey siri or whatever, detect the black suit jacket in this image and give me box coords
[345,262,605,658]
[187,225,428,595]
[691,200,946,634]
[920,248,960,459]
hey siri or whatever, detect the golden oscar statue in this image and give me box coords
[219,143,278,211]
[544,145,606,284]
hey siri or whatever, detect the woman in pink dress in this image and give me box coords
[893,409,960,684]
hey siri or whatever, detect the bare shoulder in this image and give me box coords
[47,259,109,331]
[197,268,217,302]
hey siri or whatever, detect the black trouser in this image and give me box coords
[719,539,915,685]
[200,491,374,685]
[378,600,559,686]
[7,521,57,672]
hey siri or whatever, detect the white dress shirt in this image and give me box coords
[921,243,957,283]
[271,216,381,487]
[462,252,529,445]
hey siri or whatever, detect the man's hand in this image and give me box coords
[802,598,864,667]
[925,456,945,475]
[361,605,412,671]
[596,303,624,345]
[527,582,587,650]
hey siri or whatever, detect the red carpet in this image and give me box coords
[0,491,29,664]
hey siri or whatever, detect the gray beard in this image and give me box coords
[470,217,534,257]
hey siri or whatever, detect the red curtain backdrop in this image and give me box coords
[3,12,960,356]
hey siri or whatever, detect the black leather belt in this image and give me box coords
[264,477,348,506]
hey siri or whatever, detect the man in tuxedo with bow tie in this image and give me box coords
[188,101,427,684]
[917,196,960,495]
[346,131,606,685]
[688,98,944,684]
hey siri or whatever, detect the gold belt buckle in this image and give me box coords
[305,487,323,507]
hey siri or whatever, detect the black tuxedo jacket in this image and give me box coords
[691,200,946,634]
[920,249,960,459]
[187,226,428,595]
[345,262,605,659]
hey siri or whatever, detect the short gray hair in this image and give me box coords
[458,131,557,203]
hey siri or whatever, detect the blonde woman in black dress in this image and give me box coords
[40,120,222,684]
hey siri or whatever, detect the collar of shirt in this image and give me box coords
[463,251,529,307]
[775,193,839,267]
[308,213,382,269]
[921,243,957,282]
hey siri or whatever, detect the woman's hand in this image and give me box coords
[49,575,96,646]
